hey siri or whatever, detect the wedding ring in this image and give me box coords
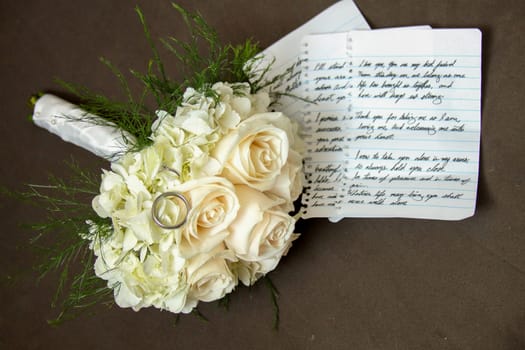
[151,191,190,229]
[161,165,180,177]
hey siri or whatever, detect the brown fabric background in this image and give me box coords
[2,1,524,349]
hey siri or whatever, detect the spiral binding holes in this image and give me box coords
[299,41,316,217]
[346,33,353,57]
[301,42,310,93]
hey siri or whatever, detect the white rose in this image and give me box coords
[184,246,237,307]
[156,177,240,258]
[213,112,295,191]
[233,257,280,286]
[267,148,304,211]
[225,185,299,264]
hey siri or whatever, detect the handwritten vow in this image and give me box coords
[253,0,369,119]
[300,29,482,220]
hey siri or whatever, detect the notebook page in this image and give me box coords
[343,29,482,220]
[251,0,369,123]
[300,27,433,219]
[300,28,481,220]
[299,32,351,217]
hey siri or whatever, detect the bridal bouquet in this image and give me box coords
[22,4,304,322]
[87,82,304,313]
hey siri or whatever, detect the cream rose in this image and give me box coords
[184,246,237,307]
[213,112,297,191]
[157,177,240,258]
[233,256,281,286]
[267,148,304,211]
[225,185,298,265]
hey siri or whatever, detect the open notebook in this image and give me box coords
[299,28,481,220]
[257,6,482,221]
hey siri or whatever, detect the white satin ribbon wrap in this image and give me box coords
[33,94,135,160]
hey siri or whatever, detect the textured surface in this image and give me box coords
[2,1,524,349]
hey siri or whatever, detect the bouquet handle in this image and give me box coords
[32,94,134,160]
